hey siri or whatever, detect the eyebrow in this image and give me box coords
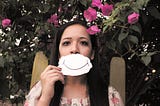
[79,37,89,40]
[61,37,72,40]
[62,36,89,40]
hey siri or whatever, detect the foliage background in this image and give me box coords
[0,0,160,105]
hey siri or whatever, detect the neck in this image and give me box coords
[62,75,89,99]
[64,75,87,86]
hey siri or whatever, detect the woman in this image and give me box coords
[25,21,123,106]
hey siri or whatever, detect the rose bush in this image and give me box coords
[0,0,160,105]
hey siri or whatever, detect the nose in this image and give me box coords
[70,43,79,54]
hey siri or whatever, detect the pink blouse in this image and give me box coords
[24,81,124,106]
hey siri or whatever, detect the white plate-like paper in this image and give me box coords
[58,54,92,76]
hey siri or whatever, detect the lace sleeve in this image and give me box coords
[108,86,124,106]
[24,81,42,106]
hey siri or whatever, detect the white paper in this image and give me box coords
[58,54,92,76]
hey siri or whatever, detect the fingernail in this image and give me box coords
[58,67,62,70]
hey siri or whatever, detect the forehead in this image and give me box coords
[61,24,90,38]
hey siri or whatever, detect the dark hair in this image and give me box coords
[49,20,109,106]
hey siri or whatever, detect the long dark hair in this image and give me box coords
[49,20,109,106]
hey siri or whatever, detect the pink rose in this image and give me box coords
[128,12,140,24]
[101,3,113,16]
[87,25,101,35]
[91,0,103,9]
[2,18,11,28]
[47,14,59,26]
[84,7,97,22]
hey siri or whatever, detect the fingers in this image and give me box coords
[40,65,64,85]
[48,72,64,84]
[39,65,64,100]
[43,65,62,73]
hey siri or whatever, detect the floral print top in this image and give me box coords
[60,97,90,106]
[24,81,124,106]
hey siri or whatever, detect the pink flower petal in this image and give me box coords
[91,0,103,8]
[86,25,101,35]
[84,7,97,22]
[47,14,59,26]
[101,3,113,16]
[128,12,140,24]
[2,18,11,28]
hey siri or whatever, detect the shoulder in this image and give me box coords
[24,81,42,106]
[108,86,124,106]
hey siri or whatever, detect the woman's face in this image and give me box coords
[59,24,94,59]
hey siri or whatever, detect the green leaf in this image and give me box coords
[39,4,50,13]
[128,35,138,44]
[139,52,147,56]
[141,56,151,66]
[118,30,129,44]
[107,40,116,50]
[103,25,108,32]
[44,23,50,31]
[135,0,150,10]
[35,26,41,34]
[147,6,160,20]
[135,1,144,10]
[136,0,150,6]
[139,52,156,66]
[129,24,142,34]
[131,3,140,13]
[6,55,14,63]
[0,56,5,67]
[147,52,157,56]
[2,41,9,50]
[79,0,88,7]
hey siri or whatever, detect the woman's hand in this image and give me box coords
[37,65,64,106]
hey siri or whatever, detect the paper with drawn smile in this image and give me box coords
[58,54,92,76]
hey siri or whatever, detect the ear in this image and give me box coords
[91,50,95,60]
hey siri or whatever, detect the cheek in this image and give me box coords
[59,48,63,57]
[59,47,69,57]
[80,47,93,57]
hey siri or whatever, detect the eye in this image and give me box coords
[62,41,70,46]
[80,41,89,46]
